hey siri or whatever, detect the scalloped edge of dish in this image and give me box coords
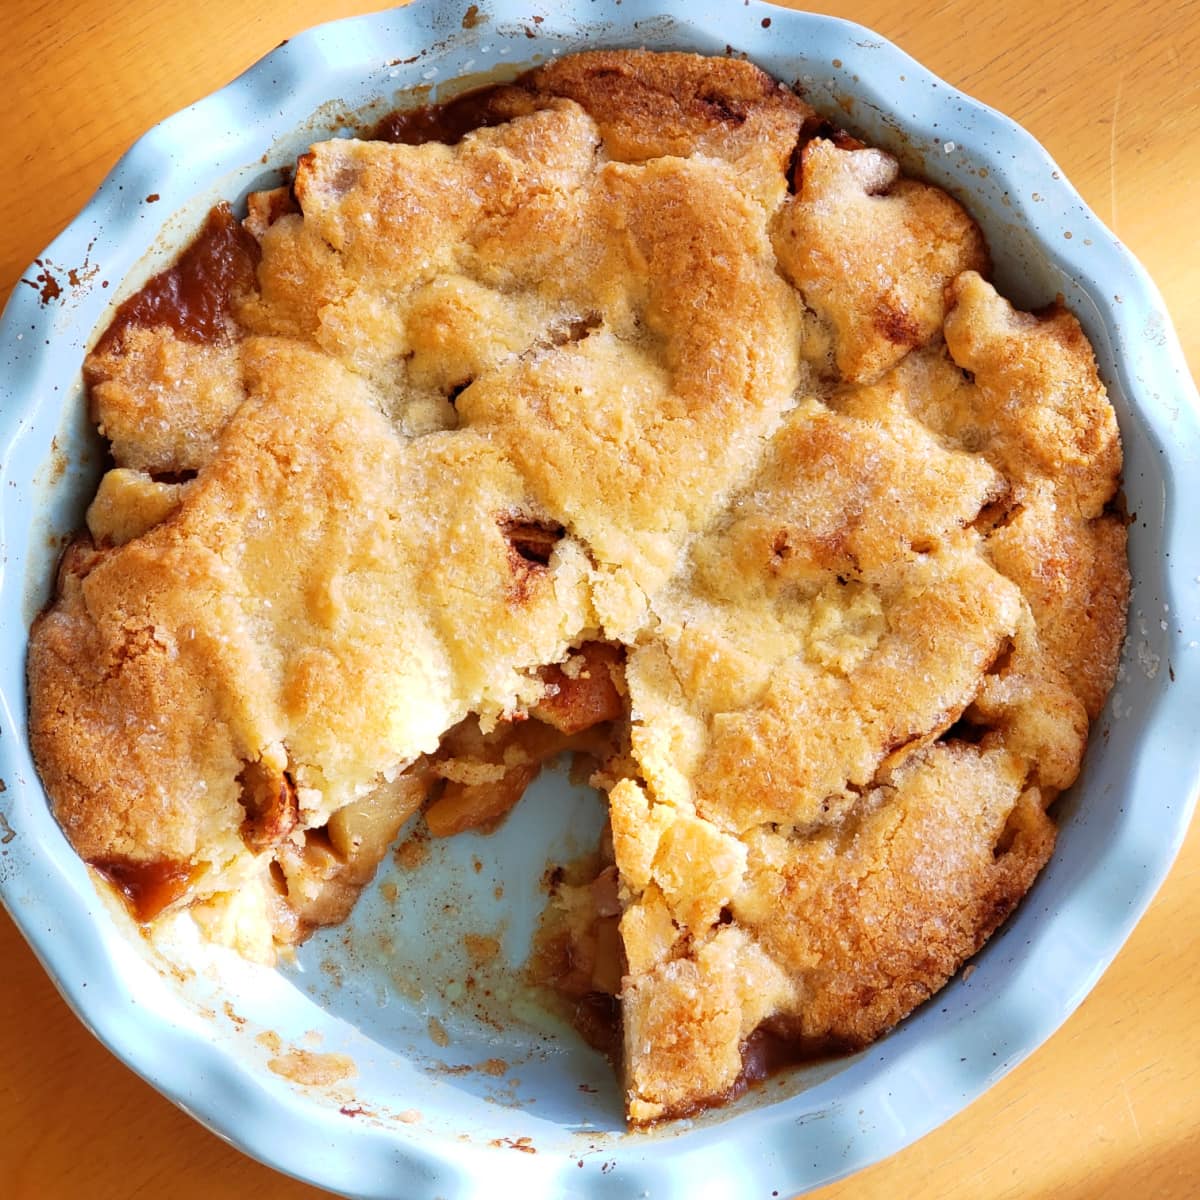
[2,2,1200,1197]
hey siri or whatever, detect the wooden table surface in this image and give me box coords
[2,0,1197,1196]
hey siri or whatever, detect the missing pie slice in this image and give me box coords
[27,50,1129,1125]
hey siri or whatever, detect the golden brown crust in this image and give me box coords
[943,271,1122,518]
[776,139,990,383]
[525,49,813,173]
[30,537,248,865]
[27,50,1128,1126]
[985,493,1128,718]
[942,271,1129,716]
[735,744,1056,1048]
[88,327,244,474]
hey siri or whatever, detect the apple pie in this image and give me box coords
[28,50,1128,1124]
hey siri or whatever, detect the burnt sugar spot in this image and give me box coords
[873,298,922,347]
[697,90,747,125]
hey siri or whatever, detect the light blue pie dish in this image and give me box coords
[1,1,1198,1196]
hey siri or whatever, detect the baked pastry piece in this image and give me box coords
[28,50,1128,1124]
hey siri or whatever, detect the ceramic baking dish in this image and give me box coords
[2,1,1198,1196]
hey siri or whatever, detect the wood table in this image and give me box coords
[2,0,1197,1196]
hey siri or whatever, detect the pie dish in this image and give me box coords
[2,1,1199,1196]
